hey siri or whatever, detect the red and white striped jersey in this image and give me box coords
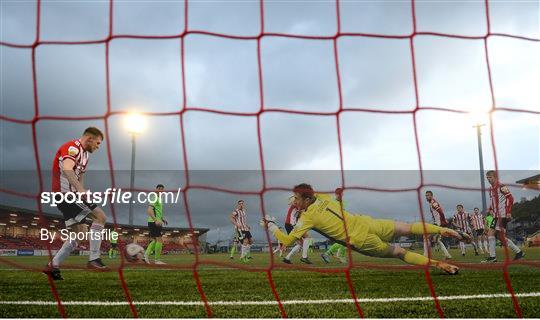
[285,205,300,226]
[470,212,485,231]
[489,183,514,218]
[453,211,471,233]
[52,139,89,192]
[232,209,250,231]
[427,198,448,226]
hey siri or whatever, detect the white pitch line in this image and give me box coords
[0,292,539,307]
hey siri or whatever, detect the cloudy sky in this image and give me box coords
[1,0,539,242]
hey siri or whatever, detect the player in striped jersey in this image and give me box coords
[452,205,478,256]
[470,207,488,254]
[44,127,109,281]
[262,183,472,275]
[424,191,452,260]
[483,171,524,263]
[229,200,252,263]
[282,197,313,264]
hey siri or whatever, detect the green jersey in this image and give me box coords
[485,215,494,229]
[147,197,163,222]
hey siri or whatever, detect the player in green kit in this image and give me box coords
[108,229,119,259]
[144,184,168,264]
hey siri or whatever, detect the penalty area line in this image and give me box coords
[0,292,539,306]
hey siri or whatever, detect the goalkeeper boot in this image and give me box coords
[300,257,313,265]
[436,261,459,275]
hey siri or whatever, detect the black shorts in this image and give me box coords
[148,222,163,238]
[110,243,118,249]
[233,229,242,243]
[475,229,485,237]
[55,194,97,227]
[238,230,252,242]
[285,223,294,235]
[488,217,508,230]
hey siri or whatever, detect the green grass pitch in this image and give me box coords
[1,247,539,318]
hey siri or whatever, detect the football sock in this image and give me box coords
[52,239,77,267]
[459,241,466,254]
[437,239,451,258]
[337,246,346,257]
[230,244,236,257]
[108,248,113,258]
[483,239,489,253]
[154,242,163,260]
[471,240,478,254]
[411,222,443,235]
[302,239,310,258]
[488,236,497,258]
[240,245,246,259]
[403,250,436,267]
[326,243,341,255]
[145,240,156,258]
[89,223,104,261]
[477,240,485,253]
[423,236,430,257]
[286,244,301,260]
[246,244,251,258]
[505,238,521,253]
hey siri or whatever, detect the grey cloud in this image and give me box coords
[2,1,539,243]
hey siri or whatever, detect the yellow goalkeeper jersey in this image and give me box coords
[273,193,372,247]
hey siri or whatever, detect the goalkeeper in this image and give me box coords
[261,183,471,275]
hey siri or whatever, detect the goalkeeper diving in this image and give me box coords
[261,184,472,275]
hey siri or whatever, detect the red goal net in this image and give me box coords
[0,0,538,318]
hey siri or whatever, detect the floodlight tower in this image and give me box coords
[125,113,146,226]
[472,117,488,214]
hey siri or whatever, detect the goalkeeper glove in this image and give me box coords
[260,215,279,233]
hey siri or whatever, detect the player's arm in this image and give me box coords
[62,158,85,193]
[433,201,444,215]
[272,229,298,247]
[263,215,313,247]
[501,185,514,218]
[451,216,459,229]
[229,211,239,228]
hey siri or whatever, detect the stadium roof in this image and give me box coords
[516,174,540,190]
[0,204,209,236]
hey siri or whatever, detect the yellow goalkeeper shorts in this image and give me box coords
[353,219,396,257]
